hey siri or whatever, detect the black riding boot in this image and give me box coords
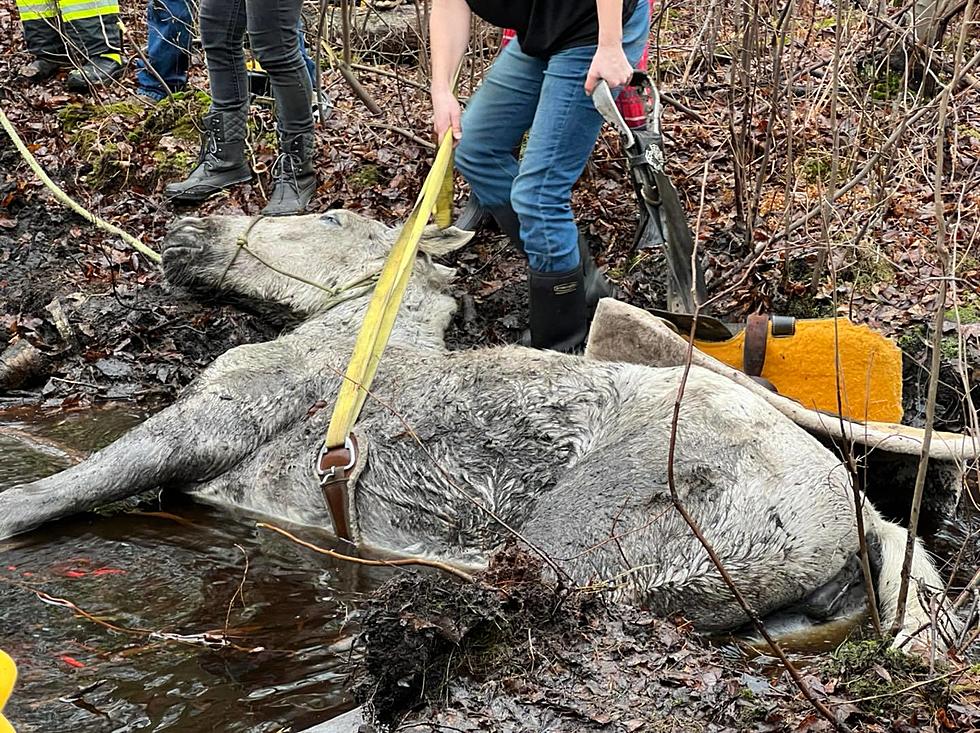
[489,204,616,316]
[455,193,491,231]
[164,109,251,202]
[262,132,317,216]
[527,265,589,353]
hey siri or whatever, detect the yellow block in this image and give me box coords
[694,318,903,423]
[0,650,16,733]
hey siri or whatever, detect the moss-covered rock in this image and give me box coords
[60,91,211,189]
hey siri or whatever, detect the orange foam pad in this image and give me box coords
[694,319,903,423]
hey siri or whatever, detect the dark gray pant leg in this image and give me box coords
[200,0,249,112]
[63,13,122,60]
[245,0,312,137]
[21,18,69,60]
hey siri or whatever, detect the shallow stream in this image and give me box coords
[2,403,977,731]
[0,404,381,732]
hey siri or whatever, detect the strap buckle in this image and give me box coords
[315,434,358,542]
[316,434,357,486]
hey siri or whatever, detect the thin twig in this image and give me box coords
[366,122,436,149]
[664,323,850,732]
[257,522,476,582]
[894,0,973,631]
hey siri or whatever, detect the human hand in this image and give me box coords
[431,90,462,145]
[584,45,633,95]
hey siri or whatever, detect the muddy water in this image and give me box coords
[0,405,384,732]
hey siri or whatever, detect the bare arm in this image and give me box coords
[585,0,635,94]
[430,0,471,142]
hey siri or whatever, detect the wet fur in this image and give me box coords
[0,212,952,645]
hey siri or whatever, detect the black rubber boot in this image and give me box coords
[262,132,317,216]
[488,204,524,252]
[456,193,491,232]
[526,265,589,353]
[577,233,617,316]
[20,57,65,82]
[490,204,616,315]
[66,55,125,91]
[164,109,251,203]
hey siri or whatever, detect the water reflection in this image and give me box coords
[0,405,377,732]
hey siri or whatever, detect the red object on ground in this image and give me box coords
[59,656,85,669]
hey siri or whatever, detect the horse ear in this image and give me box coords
[418,225,475,256]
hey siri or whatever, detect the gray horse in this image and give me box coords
[0,211,952,650]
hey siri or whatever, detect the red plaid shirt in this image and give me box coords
[499,19,650,130]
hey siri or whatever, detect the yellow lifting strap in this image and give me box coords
[326,131,454,447]
[0,650,16,733]
[315,132,455,540]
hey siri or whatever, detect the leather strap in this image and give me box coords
[317,435,358,542]
[742,314,770,377]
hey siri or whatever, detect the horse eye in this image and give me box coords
[320,212,342,227]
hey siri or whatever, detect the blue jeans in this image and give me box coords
[137,0,193,99]
[455,0,649,272]
[137,0,318,102]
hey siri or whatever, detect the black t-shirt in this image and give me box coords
[466,0,641,58]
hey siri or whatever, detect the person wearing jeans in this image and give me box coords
[456,22,650,231]
[136,0,322,104]
[431,0,650,351]
[164,0,316,216]
[136,0,194,100]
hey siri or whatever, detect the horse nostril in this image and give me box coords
[320,212,342,227]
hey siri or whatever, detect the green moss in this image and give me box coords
[871,70,905,100]
[92,142,126,186]
[780,292,836,319]
[151,149,195,181]
[62,91,211,190]
[138,90,211,142]
[350,164,381,190]
[944,294,980,324]
[940,335,961,361]
[829,639,939,717]
[801,154,832,184]
[959,124,980,141]
[955,253,980,273]
[851,248,897,293]
[57,103,95,132]
[896,324,926,353]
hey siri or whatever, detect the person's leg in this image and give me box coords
[200,0,249,113]
[246,0,312,137]
[452,26,525,232]
[59,0,125,90]
[297,18,317,86]
[16,0,67,81]
[137,0,193,100]
[164,0,252,202]
[246,0,316,214]
[454,38,545,240]
[512,0,650,350]
[513,2,650,274]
